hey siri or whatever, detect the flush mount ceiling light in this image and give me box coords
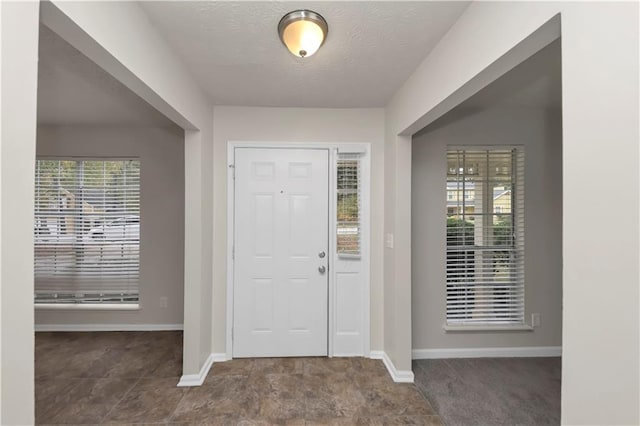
[278,9,328,58]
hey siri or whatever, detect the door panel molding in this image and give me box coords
[233,148,328,357]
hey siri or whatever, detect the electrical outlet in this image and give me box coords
[531,313,541,327]
[160,296,168,308]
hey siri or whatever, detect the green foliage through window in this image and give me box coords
[337,157,360,256]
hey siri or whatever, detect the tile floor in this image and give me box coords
[413,357,561,426]
[36,331,441,425]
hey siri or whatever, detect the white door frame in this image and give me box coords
[226,141,371,360]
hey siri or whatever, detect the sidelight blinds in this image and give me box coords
[337,154,361,256]
[34,159,140,304]
[446,148,525,324]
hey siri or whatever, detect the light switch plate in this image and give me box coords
[385,233,394,249]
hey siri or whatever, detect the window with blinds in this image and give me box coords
[34,159,140,304]
[337,155,361,257]
[446,148,524,324]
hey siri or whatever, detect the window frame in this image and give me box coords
[444,146,527,329]
[336,153,363,259]
[34,156,141,309]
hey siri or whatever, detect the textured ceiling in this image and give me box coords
[37,25,175,127]
[139,1,470,107]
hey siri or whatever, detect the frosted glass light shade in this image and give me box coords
[278,10,328,58]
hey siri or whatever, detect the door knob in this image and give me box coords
[318,251,326,258]
[318,265,326,274]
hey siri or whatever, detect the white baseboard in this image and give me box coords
[211,353,228,362]
[177,353,228,387]
[35,323,183,332]
[412,346,562,359]
[177,353,214,387]
[370,350,415,383]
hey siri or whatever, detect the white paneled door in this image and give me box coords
[233,148,329,357]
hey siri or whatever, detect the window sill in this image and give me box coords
[35,303,140,311]
[337,254,361,260]
[443,324,534,332]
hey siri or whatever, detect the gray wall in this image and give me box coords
[411,107,562,349]
[35,125,185,326]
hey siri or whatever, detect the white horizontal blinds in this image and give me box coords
[34,159,140,304]
[446,148,525,324]
[337,154,361,256]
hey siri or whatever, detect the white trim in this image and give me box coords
[333,352,367,357]
[211,353,229,362]
[412,346,562,359]
[361,149,372,357]
[328,147,336,357]
[370,350,415,383]
[337,145,366,154]
[443,324,534,332]
[35,323,183,332]
[226,146,235,361]
[177,353,214,387]
[226,141,372,360]
[35,303,140,311]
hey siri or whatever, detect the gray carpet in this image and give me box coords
[413,357,561,426]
